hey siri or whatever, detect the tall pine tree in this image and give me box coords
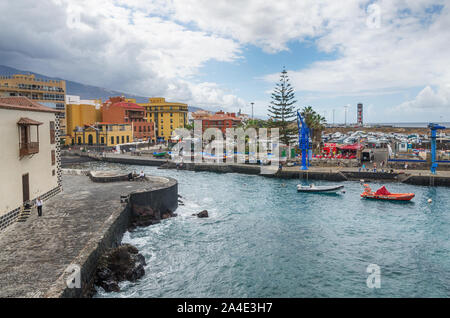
[268,68,297,145]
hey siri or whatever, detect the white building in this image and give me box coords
[0,97,63,231]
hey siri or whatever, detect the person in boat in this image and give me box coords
[139,170,146,180]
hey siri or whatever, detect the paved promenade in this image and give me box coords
[0,174,158,298]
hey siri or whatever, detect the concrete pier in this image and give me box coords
[0,173,177,298]
[65,152,450,187]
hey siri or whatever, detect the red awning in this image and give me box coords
[337,143,364,150]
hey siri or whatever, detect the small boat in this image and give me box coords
[297,184,344,193]
[153,151,166,158]
[361,185,414,201]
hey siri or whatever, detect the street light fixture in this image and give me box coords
[251,102,254,119]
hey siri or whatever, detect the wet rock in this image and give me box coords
[192,210,209,218]
[94,244,146,293]
[130,204,177,229]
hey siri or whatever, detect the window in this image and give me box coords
[52,169,55,176]
[111,136,114,145]
[134,126,136,131]
[126,136,130,142]
[51,150,55,166]
[101,137,105,144]
[170,113,173,117]
[49,121,55,144]
[139,126,142,132]
[122,136,124,143]
[78,137,82,145]
[116,136,119,144]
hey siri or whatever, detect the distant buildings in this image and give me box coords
[357,103,363,126]
[135,97,188,142]
[0,97,62,231]
[66,95,102,145]
[73,123,133,147]
[197,110,242,134]
[103,97,155,142]
[0,74,67,144]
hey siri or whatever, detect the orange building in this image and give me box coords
[199,111,242,134]
[102,97,154,142]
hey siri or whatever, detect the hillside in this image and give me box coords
[0,65,203,112]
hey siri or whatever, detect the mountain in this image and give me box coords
[0,65,203,112]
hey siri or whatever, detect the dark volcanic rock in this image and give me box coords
[192,210,209,218]
[129,204,177,230]
[94,244,146,293]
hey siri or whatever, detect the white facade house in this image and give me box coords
[0,97,62,231]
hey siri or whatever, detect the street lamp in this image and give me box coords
[251,102,254,120]
[344,105,349,126]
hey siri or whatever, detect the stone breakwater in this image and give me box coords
[66,151,450,187]
[0,173,178,298]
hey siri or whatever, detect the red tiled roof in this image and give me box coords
[0,96,62,113]
[17,117,43,125]
[203,115,242,121]
[111,101,144,110]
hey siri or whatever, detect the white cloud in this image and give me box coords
[0,0,244,110]
[391,85,450,120]
[1,0,450,119]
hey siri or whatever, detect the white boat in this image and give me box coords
[297,184,344,193]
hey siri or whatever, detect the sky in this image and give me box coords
[0,0,449,123]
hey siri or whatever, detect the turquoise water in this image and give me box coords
[81,162,450,297]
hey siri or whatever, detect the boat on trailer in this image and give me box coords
[361,185,415,201]
[297,184,344,193]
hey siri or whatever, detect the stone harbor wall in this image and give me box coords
[44,175,178,298]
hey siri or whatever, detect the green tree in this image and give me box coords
[300,106,327,151]
[267,68,297,145]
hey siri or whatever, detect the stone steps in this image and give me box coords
[16,207,32,223]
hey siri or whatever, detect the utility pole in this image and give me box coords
[344,105,349,126]
[333,109,335,126]
[251,102,254,119]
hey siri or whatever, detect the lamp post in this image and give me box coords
[344,105,349,126]
[251,102,254,120]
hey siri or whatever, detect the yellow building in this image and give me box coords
[74,123,132,147]
[0,74,67,143]
[66,95,102,145]
[133,97,188,142]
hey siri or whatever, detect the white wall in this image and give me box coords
[0,109,59,216]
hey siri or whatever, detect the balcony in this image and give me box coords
[19,142,39,157]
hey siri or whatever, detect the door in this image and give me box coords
[88,134,93,145]
[20,126,29,145]
[22,173,29,203]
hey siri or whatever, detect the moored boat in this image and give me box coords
[297,184,344,193]
[361,185,415,201]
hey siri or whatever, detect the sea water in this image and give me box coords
[77,162,449,297]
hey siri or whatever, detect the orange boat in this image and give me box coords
[361,185,415,201]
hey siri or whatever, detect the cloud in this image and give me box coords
[261,1,450,101]
[1,0,449,119]
[391,85,450,120]
[0,0,243,110]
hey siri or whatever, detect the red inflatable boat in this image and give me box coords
[361,185,415,201]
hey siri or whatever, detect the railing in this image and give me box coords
[19,142,39,157]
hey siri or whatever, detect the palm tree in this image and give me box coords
[300,106,327,152]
